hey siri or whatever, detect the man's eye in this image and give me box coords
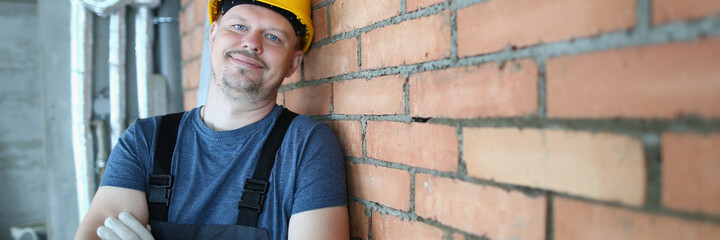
[266,34,279,42]
[233,24,246,30]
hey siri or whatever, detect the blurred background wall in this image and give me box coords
[0,1,47,239]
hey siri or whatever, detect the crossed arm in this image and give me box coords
[74,186,349,239]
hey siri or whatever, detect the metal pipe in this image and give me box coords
[134,1,161,118]
[70,0,94,222]
[135,6,153,118]
[109,8,126,148]
[81,0,161,138]
[156,0,183,113]
[71,0,162,222]
[91,119,109,174]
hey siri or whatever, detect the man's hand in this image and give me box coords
[96,212,154,240]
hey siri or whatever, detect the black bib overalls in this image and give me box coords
[146,109,297,239]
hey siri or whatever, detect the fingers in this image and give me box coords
[97,226,121,240]
[96,212,154,240]
[104,217,140,240]
[118,212,154,240]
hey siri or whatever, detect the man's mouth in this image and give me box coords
[225,50,266,69]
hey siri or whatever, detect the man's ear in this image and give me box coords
[285,50,304,78]
[209,21,219,47]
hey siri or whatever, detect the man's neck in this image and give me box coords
[201,88,277,131]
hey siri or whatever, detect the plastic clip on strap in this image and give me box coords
[236,109,298,227]
[147,174,173,205]
[148,112,184,221]
[237,178,269,211]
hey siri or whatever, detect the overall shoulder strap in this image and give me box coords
[148,111,184,221]
[236,108,298,227]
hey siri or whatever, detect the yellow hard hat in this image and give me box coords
[208,0,314,53]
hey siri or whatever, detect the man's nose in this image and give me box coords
[242,31,263,54]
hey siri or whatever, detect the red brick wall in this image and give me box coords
[180,0,720,239]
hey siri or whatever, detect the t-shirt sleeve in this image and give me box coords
[290,121,348,215]
[99,119,154,192]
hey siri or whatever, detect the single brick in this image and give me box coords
[555,197,720,240]
[183,89,198,111]
[366,121,458,172]
[457,0,635,56]
[453,233,465,240]
[331,0,401,35]
[346,163,411,210]
[181,27,205,61]
[416,174,546,239]
[312,6,328,43]
[653,0,720,24]
[181,33,192,61]
[410,58,538,118]
[333,75,406,115]
[193,0,206,27]
[181,59,200,89]
[662,133,720,215]
[407,0,445,12]
[464,127,646,206]
[304,37,358,80]
[349,202,370,240]
[408,123,459,172]
[179,10,188,36]
[361,11,451,70]
[281,67,301,86]
[372,210,445,240]
[192,27,206,58]
[180,4,196,36]
[366,121,409,164]
[327,120,363,158]
[547,38,720,119]
[284,84,332,116]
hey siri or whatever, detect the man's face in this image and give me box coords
[209,4,303,103]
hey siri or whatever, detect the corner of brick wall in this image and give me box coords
[180,0,720,239]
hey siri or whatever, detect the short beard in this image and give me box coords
[210,50,274,104]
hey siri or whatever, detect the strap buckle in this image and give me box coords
[148,174,173,205]
[237,178,268,212]
[243,178,268,194]
[149,174,173,187]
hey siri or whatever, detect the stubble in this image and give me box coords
[210,50,274,104]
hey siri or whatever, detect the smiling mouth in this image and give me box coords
[225,50,266,69]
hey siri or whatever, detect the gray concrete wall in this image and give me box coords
[0,1,47,240]
[37,0,79,239]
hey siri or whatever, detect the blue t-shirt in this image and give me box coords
[100,105,347,239]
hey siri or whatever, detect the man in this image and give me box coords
[74,0,349,239]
